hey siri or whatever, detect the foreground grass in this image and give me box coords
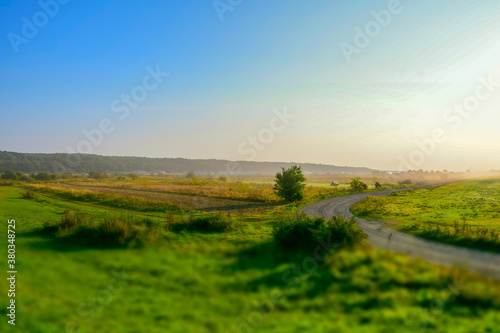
[351,179,500,251]
[1,186,500,332]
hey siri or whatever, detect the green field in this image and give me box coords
[351,179,500,251]
[2,185,500,332]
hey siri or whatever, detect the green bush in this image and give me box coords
[350,177,368,192]
[273,214,367,250]
[88,170,107,179]
[1,169,17,180]
[32,172,57,181]
[22,191,37,199]
[168,213,233,233]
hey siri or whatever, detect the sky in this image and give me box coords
[1,0,500,172]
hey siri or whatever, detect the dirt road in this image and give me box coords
[301,186,500,280]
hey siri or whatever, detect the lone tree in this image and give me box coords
[350,177,368,192]
[274,166,306,202]
[375,182,382,189]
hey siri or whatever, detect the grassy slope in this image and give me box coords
[352,179,500,228]
[351,179,500,251]
[1,187,500,332]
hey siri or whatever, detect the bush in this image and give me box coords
[18,174,32,182]
[22,191,37,199]
[32,172,56,181]
[350,177,368,192]
[1,169,17,180]
[88,171,107,179]
[398,179,412,185]
[168,213,233,233]
[39,210,87,236]
[273,214,367,250]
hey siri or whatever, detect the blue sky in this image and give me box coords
[1,0,500,171]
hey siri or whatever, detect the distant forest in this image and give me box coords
[0,151,374,175]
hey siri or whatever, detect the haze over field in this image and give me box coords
[1,1,500,171]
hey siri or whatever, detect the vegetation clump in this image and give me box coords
[1,169,18,180]
[167,213,233,233]
[39,210,161,248]
[350,177,368,192]
[32,172,57,181]
[273,214,367,250]
[351,196,387,217]
[22,190,37,199]
[88,170,108,179]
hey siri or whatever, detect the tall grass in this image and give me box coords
[39,210,162,248]
[350,196,387,217]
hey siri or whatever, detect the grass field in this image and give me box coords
[2,184,500,332]
[50,173,426,204]
[351,179,500,251]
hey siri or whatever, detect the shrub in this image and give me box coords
[273,214,367,250]
[398,179,412,185]
[1,169,17,180]
[32,172,56,181]
[186,171,197,179]
[350,177,368,192]
[88,171,107,179]
[39,210,87,236]
[22,191,37,199]
[168,213,233,233]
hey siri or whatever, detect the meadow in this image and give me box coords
[351,179,500,251]
[2,175,500,332]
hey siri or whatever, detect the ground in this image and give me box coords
[1,180,500,333]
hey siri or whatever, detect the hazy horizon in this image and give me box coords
[2,1,500,172]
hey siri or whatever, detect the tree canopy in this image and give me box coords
[273,166,307,202]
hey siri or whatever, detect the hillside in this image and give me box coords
[0,151,374,175]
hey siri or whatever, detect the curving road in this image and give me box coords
[301,186,500,280]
